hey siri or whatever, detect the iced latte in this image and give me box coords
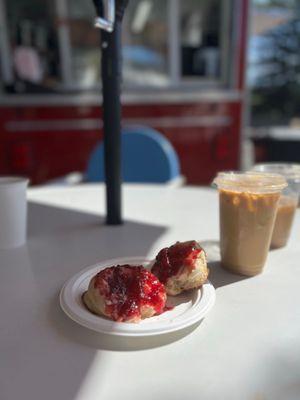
[253,163,300,249]
[214,172,287,276]
[271,195,297,248]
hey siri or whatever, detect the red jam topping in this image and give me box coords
[94,265,166,322]
[152,240,202,284]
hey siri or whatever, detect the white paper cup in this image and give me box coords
[0,177,29,249]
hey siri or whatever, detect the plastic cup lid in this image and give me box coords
[213,171,287,193]
[252,163,300,182]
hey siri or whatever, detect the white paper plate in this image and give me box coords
[60,257,216,337]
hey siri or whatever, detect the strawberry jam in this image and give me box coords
[93,265,166,322]
[152,240,202,284]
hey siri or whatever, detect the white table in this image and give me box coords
[1,184,300,400]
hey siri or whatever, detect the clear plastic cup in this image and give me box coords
[213,172,287,276]
[252,163,300,248]
[0,177,29,249]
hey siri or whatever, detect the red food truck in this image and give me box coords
[0,0,249,185]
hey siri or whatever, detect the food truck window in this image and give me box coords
[67,0,101,89]
[181,0,223,80]
[1,0,234,93]
[123,0,169,86]
[123,0,232,87]
[4,0,61,93]
[66,0,170,88]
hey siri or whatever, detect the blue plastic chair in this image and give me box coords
[86,127,181,183]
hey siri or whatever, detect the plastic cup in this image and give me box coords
[252,163,300,248]
[0,177,29,249]
[213,172,287,276]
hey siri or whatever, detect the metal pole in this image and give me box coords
[101,20,122,225]
[92,0,128,225]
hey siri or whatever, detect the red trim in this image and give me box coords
[0,101,242,185]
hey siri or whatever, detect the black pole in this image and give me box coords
[101,21,122,225]
[92,0,128,225]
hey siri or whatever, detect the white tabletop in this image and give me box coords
[1,184,300,400]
